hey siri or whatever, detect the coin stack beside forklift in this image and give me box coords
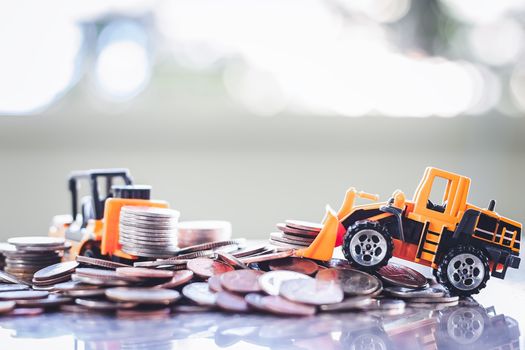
[0,167,521,317]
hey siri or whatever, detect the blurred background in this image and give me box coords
[0,0,524,258]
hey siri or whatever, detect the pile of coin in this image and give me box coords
[119,206,180,258]
[0,234,461,318]
[268,220,322,249]
[0,237,68,283]
[177,221,232,248]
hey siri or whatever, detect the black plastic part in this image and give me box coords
[68,168,133,222]
[342,220,394,271]
[488,199,496,211]
[453,209,481,240]
[436,245,490,296]
[380,203,404,241]
[112,185,151,200]
[484,246,521,279]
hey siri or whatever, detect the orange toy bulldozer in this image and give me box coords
[295,167,521,296]
[49,169,169,261]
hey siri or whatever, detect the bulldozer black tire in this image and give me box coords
[342,221,393,271]
[436,245,490,297]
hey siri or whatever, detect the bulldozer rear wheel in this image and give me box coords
[342,221,393,271]
[436,245,489,297]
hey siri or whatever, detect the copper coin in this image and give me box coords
[8,307,44,316]
[285,220,323,232]
[106,287,181,305]
[15,294,72,308]
[0,301,15,314]
[217,252,248,269]
[216,291,249,313]
[219,270,264,294]
[268,258,319,275]
[116,267,174,279]
[0,290,49,300]
[154,270,194,289]
[59,304,91,313]
[76,256,130,269]
[0,284,29,292]
[240,250,294,264]
[117,307,171,319]
[316,268,380,295]
[33,261,78,281]
[173,305,215,313]
[187,258,234,279]
[261,295,316,316]
[377,263,428,288]
[75,298,137,310]
[279,279,344,305]
[207,275,224,292]
[258,271,312,296]
[182,282,217,306]
[276,223,319,237]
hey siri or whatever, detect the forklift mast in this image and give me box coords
[68,169,133,225]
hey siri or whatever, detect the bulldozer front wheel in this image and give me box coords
[436,245,489,297]
[342,221,393,271]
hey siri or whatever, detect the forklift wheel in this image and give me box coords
[436,245,490,297]
[79,240,103,260]
[342,221,393,271]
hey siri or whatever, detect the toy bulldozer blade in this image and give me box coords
[295,205,340,261]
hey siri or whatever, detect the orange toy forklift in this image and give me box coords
[296,167,521,296]
[49,168,168,261]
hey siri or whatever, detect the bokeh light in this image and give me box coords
[94,20,151,101]
[0,5,83,115]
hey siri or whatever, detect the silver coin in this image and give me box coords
[8,236,65,247]
[408,295,460,303]
[121,206,180,218]
[0,284,30,292]
[316,268,380,296]
[106,287,181,305]
[182,282,217,306]
[279,279,344,305]
[71,274,129,286]
[176,239,246,255]
[258,271,312,296]
[231,244,268,258]
[384,286,446,299]
[270,232,313,244]
[319,296,374,311]
[119,226,177,237]
[120,211,178,222]
[64,289,107,297]
[119,238,177,248]
[133,259,189,268]
[120,245,178,254]
[120,247,176,258]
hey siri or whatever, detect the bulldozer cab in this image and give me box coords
[411,167,470,231]
[67,169,132,240]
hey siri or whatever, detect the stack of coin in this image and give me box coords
[268,220,322,249]
[119,206,180,258]
[177,221,232,248]
[0,243,9,270]
[2,237,68,283]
